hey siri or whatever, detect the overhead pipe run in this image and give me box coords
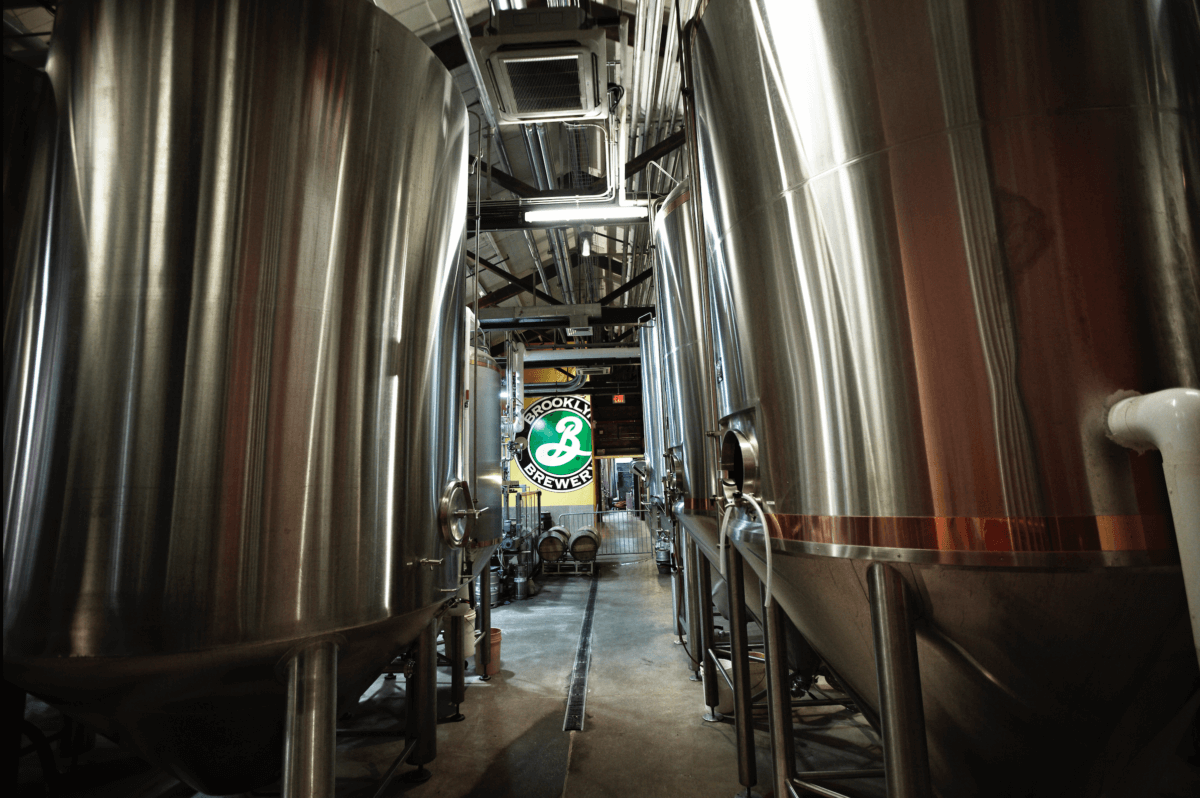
[477,304,653,331]
[525,372,589,396]
[522,346,641,368]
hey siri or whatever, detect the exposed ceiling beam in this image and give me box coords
[599,266,652,305]
[624,130,686,180]
[571,252,624,276]
[478,260,561,308]
[469,155,542,198]
[468,251,563,305]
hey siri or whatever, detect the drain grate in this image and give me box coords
[563,575,600,731]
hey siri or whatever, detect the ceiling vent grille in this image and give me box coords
[475,29,607,124]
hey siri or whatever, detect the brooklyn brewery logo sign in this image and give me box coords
[517,395,594,492]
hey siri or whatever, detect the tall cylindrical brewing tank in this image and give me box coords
[688,0,1198,794]
[3,0,468,792]
[653,181,722,560]
[639,320,667,505]
[465,342,503,576]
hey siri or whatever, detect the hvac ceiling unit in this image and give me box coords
[473,15,607,125]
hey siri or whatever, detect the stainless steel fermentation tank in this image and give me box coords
[686,0,1199,795]
[466,344,503,574]
[639,320,668,507]
[3,0,470,792]
[654,181,721,560]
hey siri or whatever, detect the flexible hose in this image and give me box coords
[741,493,773,608]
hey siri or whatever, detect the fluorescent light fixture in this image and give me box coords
[525,205,649,224]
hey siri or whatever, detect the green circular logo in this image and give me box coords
[517,396,594,492]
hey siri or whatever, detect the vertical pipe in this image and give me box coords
[684,533,703,681]
[449,611,466,715]
[726,546,757,792]
[763,593,796,798]
[407,622,438,768]
[697,545,721,715]
[867,563,932,798]
[478,563,493,679]
[671,522,686,640]
[282,639,339,798]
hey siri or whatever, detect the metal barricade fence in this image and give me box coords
[556,510,653,559]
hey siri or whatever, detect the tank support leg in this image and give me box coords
[685,533,704,681]
[697,543,722,719]
[478,565,493,680]
[403,621,437,783]
[763,593,796,798]
[726,545,758,794]
[868,563,931,798]
[447,609,466,722]
[672,520,687,643]
[282,639,339,798]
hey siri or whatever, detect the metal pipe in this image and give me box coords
[697,545,721,716]
[671,523,686,637]
[764,591,796,798]
[1106,388,1200,667]
[478,563,493,679]
[867,563,931,798]
[406,621,438,768]
[796,769,887,781]
[726,545,757,792]
[525,372,588,396]
[788,779,857,798]
[524,346,640,365]
[282,639,339,798]
[449,610,466,715]
[448,0,500,143]
[685,534,703,680]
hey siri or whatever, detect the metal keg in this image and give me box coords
[474,566,502,608]
[569,527,602,563]
[537,526,571,562]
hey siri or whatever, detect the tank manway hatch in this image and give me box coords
[473,8,607,124]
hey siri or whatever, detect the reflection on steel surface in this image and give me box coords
[639,322,667,503]
[654,181,720,508]
[3,0,467,791]
[688,0,1199,794]
[465,347,503,569]
[761,512,1171,553]
[692,0,1197,546]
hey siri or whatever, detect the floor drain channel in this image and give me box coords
[563,575,600,731]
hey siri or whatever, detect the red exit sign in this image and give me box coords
[612,394,625,404]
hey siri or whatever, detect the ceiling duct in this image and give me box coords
[474,11,607,125]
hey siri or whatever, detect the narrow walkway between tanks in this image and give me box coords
[336,557,748,798]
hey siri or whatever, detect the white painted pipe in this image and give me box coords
[1107,387,1200,666]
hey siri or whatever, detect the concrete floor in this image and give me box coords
[334,555,887,798]
[337,558,753,798]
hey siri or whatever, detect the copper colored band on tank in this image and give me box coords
[761,513,1171,553]
[469,537,502,549]
[662,190,691,217]
[469,357,503,374]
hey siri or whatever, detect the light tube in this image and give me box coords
[524,205,649,223]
